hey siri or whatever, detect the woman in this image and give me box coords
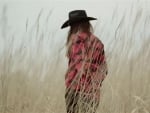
[61,10,108,113]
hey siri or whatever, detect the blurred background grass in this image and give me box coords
[0,1,150,113]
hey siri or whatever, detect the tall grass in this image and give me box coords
[0,2,150,113]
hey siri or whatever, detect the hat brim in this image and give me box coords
[61,17,97,29]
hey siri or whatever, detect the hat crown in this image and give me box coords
[61,10,96,29]
[69,10,87,19]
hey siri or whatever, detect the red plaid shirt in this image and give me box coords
[65,32,107,94]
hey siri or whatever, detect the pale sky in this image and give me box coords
[0,0,149,46]
[0,0,141,32]
[0,0,149,29]
[0,0,149,35]
[0,0,150,58]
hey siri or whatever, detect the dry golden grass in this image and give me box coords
[0,2,150,113]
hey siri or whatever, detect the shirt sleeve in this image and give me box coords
[84,39,108,83]
[96,43,108,79]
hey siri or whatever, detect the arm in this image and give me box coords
[84,38,108,87]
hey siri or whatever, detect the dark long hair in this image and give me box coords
[66,21,93,57]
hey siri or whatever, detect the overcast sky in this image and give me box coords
[0,0,149,44]
[0,0,149,57]
[1,0,148,31]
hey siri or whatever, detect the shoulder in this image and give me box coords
[90,34,104,48]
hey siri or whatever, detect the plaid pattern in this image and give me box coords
[65,32,107,96]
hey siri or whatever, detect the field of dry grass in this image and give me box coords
[0,2,150,113]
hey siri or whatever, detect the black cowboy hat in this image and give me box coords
[61,10,97,29]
